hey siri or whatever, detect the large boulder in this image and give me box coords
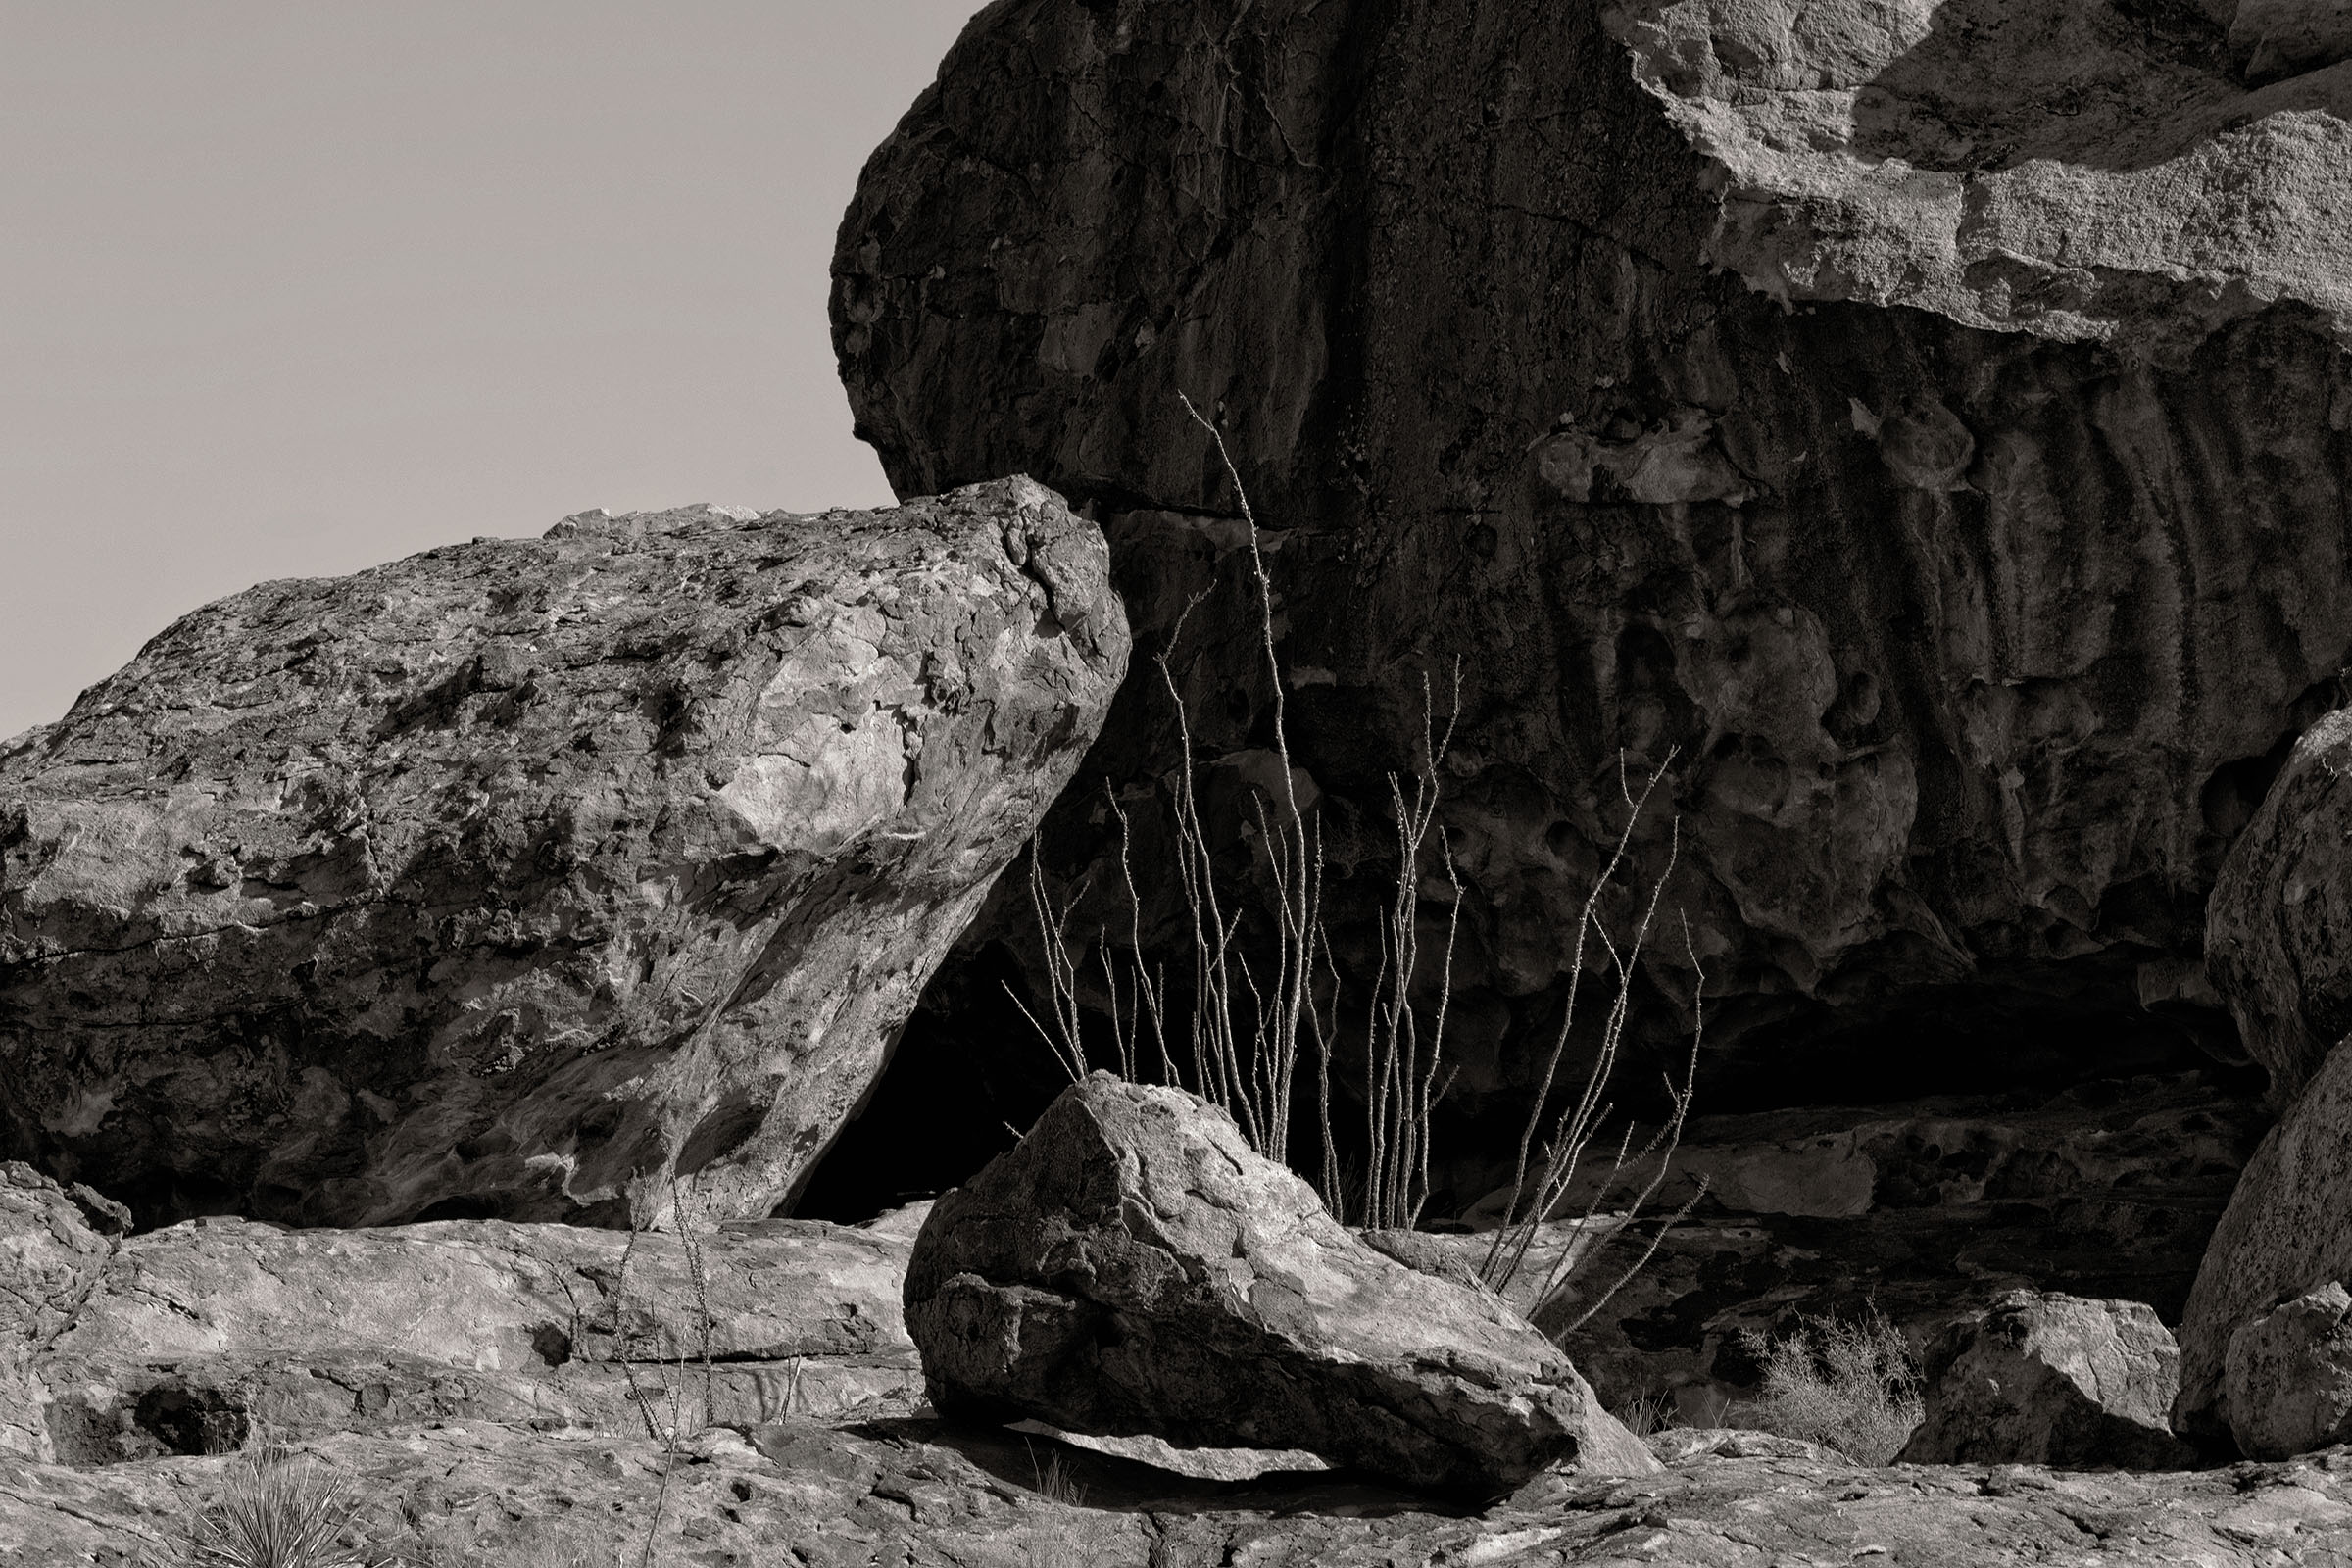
[835,0,2352,1105]
[0,478,1127,1226]
[2178,1041,2352,1441]
[1897,1290,2192,1469]
[2224,1278,2352,1459]
[903,1072,1655,1499]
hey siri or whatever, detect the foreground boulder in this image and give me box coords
[1898,1291,2192,1470]
[2226,1279,2352,1459]
[2180,1043,2352,1441]
[838,0,2352,1106]
[0,478,1126,1225]
[904,1073,1654,1498]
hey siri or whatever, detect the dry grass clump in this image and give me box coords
[185,1447,395,1568]
[1735,1304,1924,1465]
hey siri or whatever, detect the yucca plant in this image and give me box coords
[186,1449,392,1568]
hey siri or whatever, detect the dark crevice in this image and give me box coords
[791,942,1071,1223]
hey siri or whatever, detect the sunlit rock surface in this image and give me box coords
[0,479,1128,1226]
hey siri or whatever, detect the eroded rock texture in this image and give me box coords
[834,0,2352,1107]
[0,479,1127,1226]
[9,1419,2352,1568]
[2226,1279,2352,1460]
[905,1074,1654,1498]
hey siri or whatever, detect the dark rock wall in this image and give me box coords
[834,0,2352,1114]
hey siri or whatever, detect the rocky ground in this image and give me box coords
[7,1152,2350,1567]
[7,1406,2351,1566]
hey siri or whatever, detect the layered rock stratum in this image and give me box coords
[834,0,2352,1109]
[0,480,1128,1226]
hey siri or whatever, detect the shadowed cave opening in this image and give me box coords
[792,937,2270,1226]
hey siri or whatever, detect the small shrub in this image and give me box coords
[1735,1303,1924,1465]
[186,1450,391,1568]
[1609,1383,1678,1439]
[1025,1442,1089,1507]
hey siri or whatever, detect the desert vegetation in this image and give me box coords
[1734,1305,1926,1465]
[1017,396,1705,1335]
[184,1443,385,1568]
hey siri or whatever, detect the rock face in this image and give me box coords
[904,1073,1655,1497]
[0,478,1127,1226]
[835,0,2352,1106]
[2180,1043,2352,1441]
[1898,1290,2191,1469]
[0,1162,928,1465]
[2226,1280,2352,1460]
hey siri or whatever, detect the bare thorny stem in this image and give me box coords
[603,1173,722,1568]
[1014,393,1703,1332]
[1478,758,1709,1329]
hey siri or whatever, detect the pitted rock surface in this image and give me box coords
[0,478,1127,1226]
[905,1073,1654,1499]
[1898,1290,2193,1469]
[2180,1042,2352,1442]
[834,0,2352,1106]
[2207,709,2352,1101]
[2226,1278,2352,1460]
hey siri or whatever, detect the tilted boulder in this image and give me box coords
[2178,1043,2352,1441]
[0,478,1126,1226]
[903,1073,1655,1499]
[836,0,2352,1102]
[2225,1279,2352,1460]
[1898,1291,2192,1469]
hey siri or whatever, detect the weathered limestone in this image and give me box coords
[0,479,1127,1225]
[2207,710,2352,1101]
[905,1074,1655,1498]
[0,1163,928,1465]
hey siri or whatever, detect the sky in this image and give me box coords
[0,1,988,739]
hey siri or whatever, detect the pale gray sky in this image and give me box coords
[1,1,986,738]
